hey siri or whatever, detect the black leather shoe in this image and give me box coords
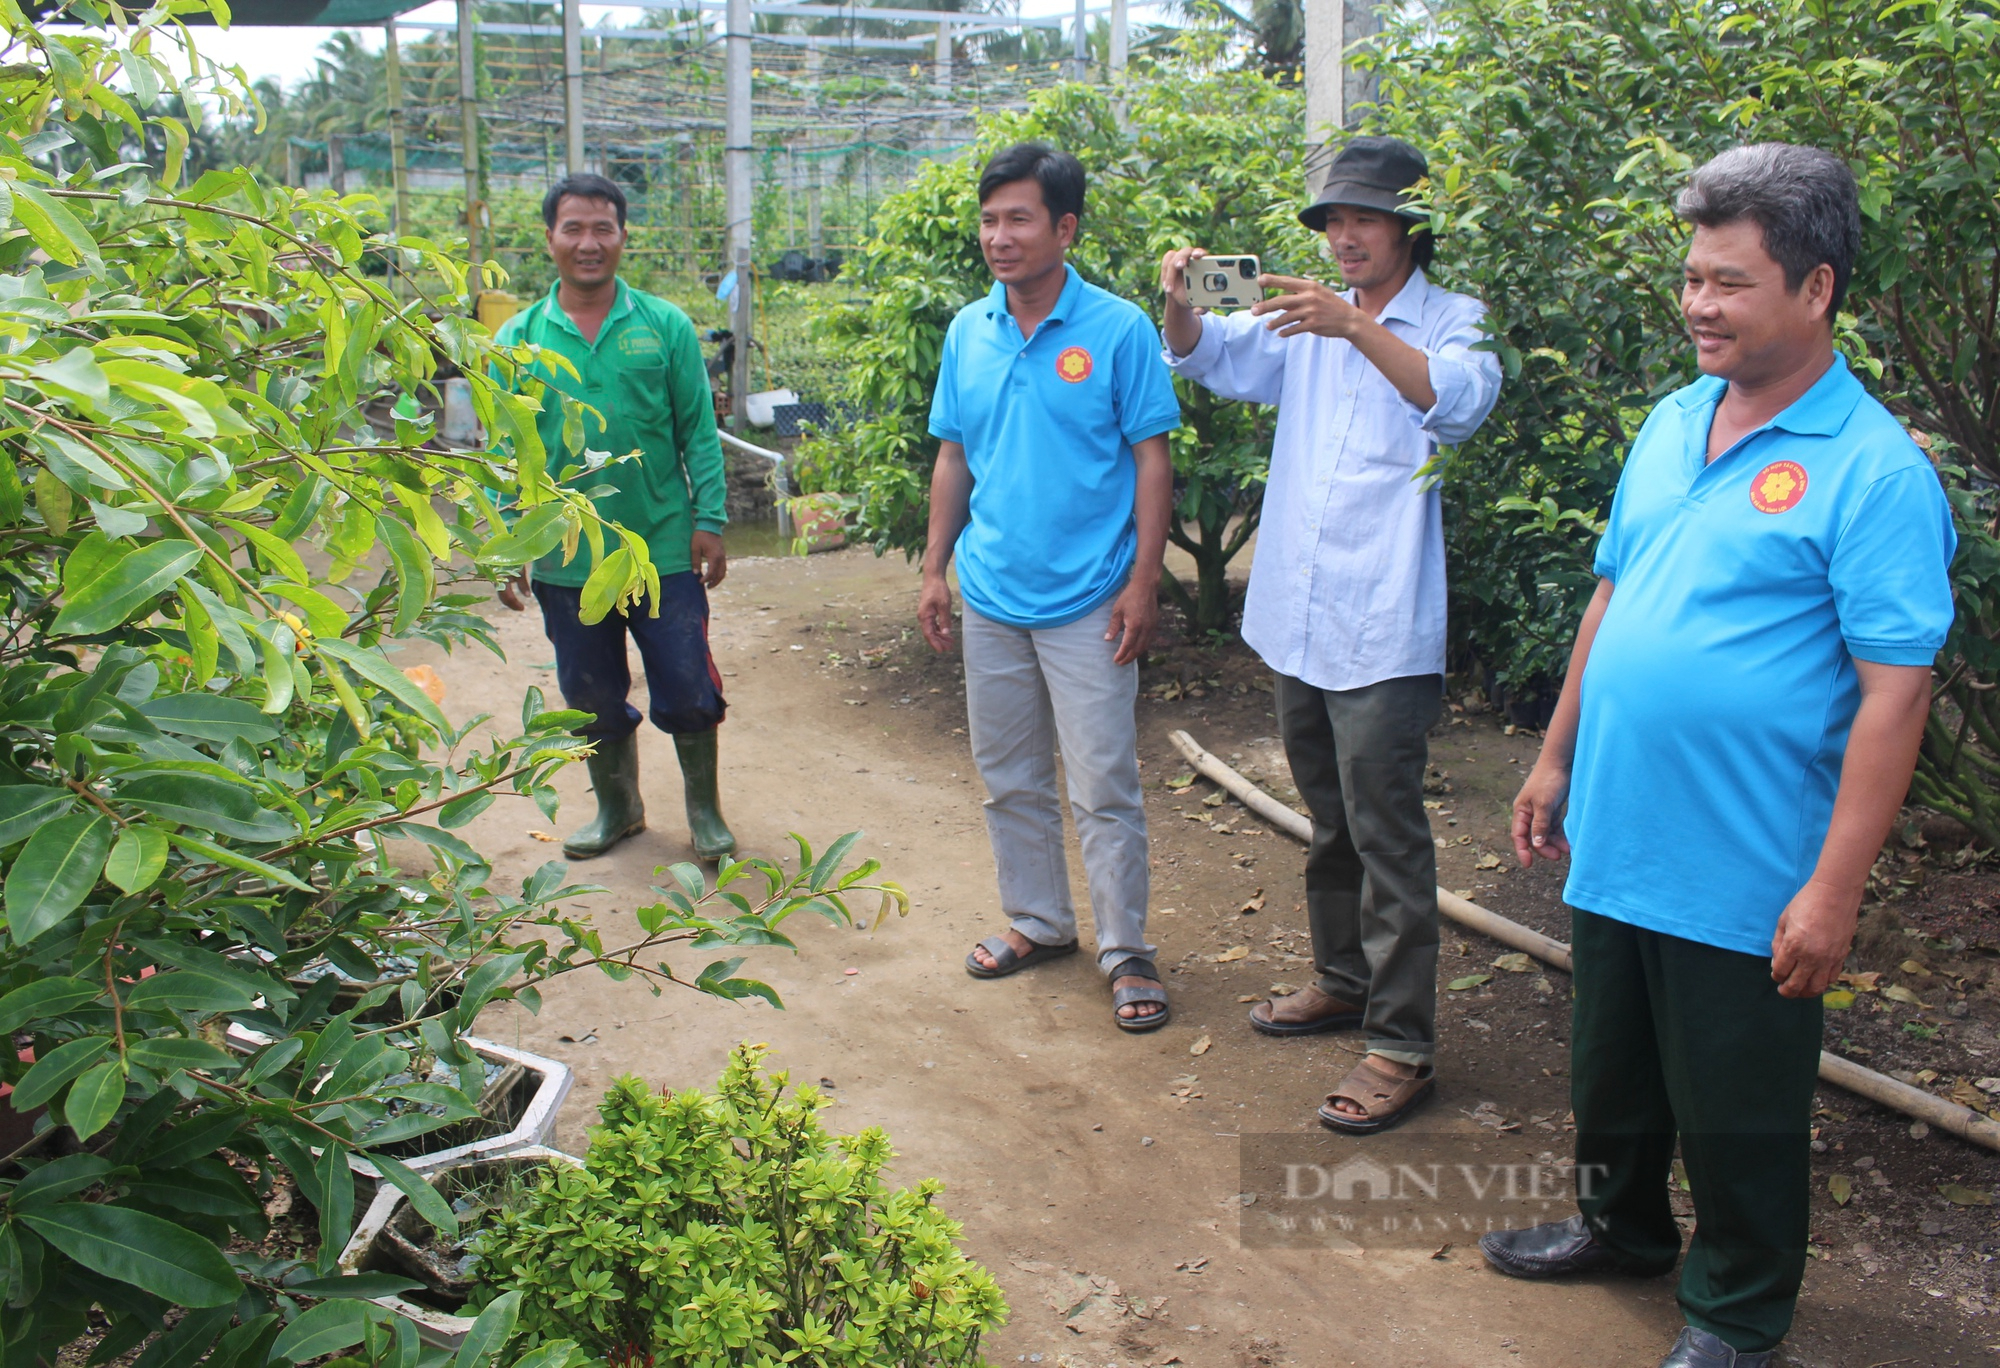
[1657,1326,1776,1367]
[1479,1214,1669,1279]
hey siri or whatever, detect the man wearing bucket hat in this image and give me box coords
[1160,136,1501,1133]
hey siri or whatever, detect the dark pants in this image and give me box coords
[1571,908,1822,1352]
[533,574,726,738]
[1275,671,1442,1061]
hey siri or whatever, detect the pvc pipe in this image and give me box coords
[1165,728,2000,1154]
[717,431,793,539]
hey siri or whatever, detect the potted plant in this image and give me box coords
[785,492,854,553]
[337,1146,583,1347]
[226,1024,574,1212]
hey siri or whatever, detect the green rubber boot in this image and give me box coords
[674,729,737,860]
[563,732,646,860]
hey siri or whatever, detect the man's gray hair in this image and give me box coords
[1676,143,1861,315]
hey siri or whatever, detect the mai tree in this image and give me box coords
[1367,0,2000,839]
[0,3,902,1365]
[797,60,1315,633]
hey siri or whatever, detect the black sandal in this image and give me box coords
[964,934,1080,979]
[1108,956,1171,1034]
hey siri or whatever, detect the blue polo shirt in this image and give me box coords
[1565,354,1956,957]
[928,265,1182,628]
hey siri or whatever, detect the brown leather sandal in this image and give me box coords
[1249,984,1365,1037]
[1317,1055,1436,1135]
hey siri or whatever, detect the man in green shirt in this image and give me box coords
[494,173,735,861]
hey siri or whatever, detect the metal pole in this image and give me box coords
[1072,0,1087,81]
[1109,0,1127,80]
[725,0,753,430]
[562,0,585,174]
[327,133,345,195]
[456,0,483,271]
[807,157,822,263]
[804,45,822,266]
[933,20,950,89]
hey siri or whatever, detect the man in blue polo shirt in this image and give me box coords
[1484,145,1955,1368]
[918,142,1182,1032]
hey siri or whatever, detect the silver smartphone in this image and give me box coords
[1184,254,1262,310]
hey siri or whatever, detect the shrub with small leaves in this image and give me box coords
[472,1046,1006,1368]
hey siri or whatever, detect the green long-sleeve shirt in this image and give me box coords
[493,279,726,587]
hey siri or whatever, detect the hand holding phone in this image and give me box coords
[1183,254,1262,311]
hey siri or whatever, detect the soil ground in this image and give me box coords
[418,542,2000,1368]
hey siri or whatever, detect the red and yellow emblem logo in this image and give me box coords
[1749,460,1808,514]
[1055,346,1093,383]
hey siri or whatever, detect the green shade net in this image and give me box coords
[183,0,430,24]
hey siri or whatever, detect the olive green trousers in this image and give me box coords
[1571,907,1824,1353]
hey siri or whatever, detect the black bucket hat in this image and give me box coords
[1300,136,1429,232]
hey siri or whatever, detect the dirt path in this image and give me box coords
[414,546,1990,1368]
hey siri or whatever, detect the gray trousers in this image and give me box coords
[963,601,1152,976]
[1276,671,1443,1062]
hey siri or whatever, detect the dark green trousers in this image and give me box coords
[1275,672,1442,1061]
[1571,908,1823,1353]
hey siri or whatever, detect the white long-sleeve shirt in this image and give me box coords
[1166,268,1502,691]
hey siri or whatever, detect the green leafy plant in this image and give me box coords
[473,1047,1006,1368]
[0,3,906,1364]
[1365,0,2000,785]
[796,61,1315,632]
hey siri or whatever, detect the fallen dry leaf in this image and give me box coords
[1828,1174,1852,1206]
[1240,890,1266,914]
[1447,973,1492,991]
[1475,853,1503,870]
[1838,971,1882,991]
[1165,773,1196,790]
[1010,1258,1060,1275]
[402,663,446,703]
[1900,958,1931,975]
[527,830,560,842]
[1189,1035,1212,1056]
[1939,1183,1994,1207]
[1950,1079,1986,1108]
[1202,792,1225,808]
[1822,989,1856,1009]
[1881,984,1929,1007]
[1237,994,1261,1003]
[1492,952,1533,973]
[1214,945,1250,963]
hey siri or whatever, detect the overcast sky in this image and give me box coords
[190,0,1174,91]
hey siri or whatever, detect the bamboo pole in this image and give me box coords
[1165,728,2000,1154]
